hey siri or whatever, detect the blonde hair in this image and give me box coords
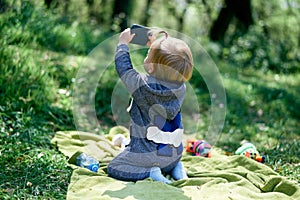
[145,36,193,82]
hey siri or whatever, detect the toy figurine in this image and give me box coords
[235,141,265,163]
[112,134,130,150]
[186,139,211,157]
[106,126,130,150]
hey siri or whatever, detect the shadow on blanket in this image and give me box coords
[51,130,300,200]
[103,181,190,200]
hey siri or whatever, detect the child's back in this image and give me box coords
[108,28,193,184]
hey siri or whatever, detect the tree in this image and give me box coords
[44,0,69,13]
[0,0,7,13]
[44,0,57,9]
[209,0,254,42]
[111,0,134,31]
[141,0,154,26]
[86,0,96,22]
[166,0,191,32]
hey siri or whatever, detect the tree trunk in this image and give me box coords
[232,0,254,33]
[209,2,234,42]
[177,5,188,33]
[111,0,133,31]
[166,0,191,32]
[209,0,254,42]
[0,0,8,13]
[86,0,94,5]
[63,0,70,14]
[86,0,96,22]
[141,0,153,26]
[45,0,52,9]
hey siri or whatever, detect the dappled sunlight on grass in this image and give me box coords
[211,64,300,181]
[1,1,299,198]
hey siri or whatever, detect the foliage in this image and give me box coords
[0,1,76,198]
[0,0,299,198]
[0,105,72,199]
[0,0,106,55]
[221,0,300,73]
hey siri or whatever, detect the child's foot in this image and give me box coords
[150,167,172,184]
[171,162,188,180]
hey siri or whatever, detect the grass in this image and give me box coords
[0,104,73,199]
[0,2,299,199]
[216,65,300,184]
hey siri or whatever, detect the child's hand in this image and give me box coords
[118,28,135,45]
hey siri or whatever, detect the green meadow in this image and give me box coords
[0,0,299,198]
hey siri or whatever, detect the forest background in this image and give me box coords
[0,0,299,198]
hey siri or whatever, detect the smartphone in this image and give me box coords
[130,24,151,46]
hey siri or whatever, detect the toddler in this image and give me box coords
[107,28,193,184]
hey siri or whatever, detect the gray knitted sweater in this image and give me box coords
[115,44,186,158]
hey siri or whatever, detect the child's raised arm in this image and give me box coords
[118,28,135,45]
[115,29,144,96]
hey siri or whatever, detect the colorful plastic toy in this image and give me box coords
[235,142,265,163]
[186,139,211,157]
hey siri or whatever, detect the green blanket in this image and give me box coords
[51,130,300,200]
